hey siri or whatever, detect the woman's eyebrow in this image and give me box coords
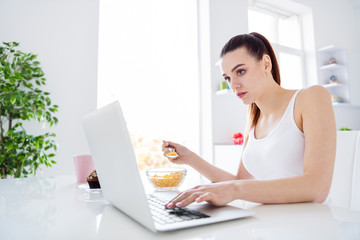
[231,64,245,72]
[222,63,245,77]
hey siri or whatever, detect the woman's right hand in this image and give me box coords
[161,140,198,166]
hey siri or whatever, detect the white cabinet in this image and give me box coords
[214,145,243,174]
[318,45,350,104]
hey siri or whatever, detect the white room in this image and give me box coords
[1,0,360,239]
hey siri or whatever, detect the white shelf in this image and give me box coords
[318,45,342,54]
[320,63,344,71]
[215,89,232,95]
[322,83,346,89]
[318,45,350,105]
[332,103,360,108]
[214,144,243,174]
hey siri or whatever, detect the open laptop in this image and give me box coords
[82,101,254,232]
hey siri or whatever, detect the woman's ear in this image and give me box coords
[263,54,272,73]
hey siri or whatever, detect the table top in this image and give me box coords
[1,175,360,240]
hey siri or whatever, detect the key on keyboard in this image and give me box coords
[146,194,210,225]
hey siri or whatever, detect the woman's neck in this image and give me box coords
[255,79,290,118]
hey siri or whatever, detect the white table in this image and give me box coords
[1,175,359,240]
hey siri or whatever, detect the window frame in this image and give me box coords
[248,6,307,89]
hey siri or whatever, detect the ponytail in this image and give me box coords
[249,32,280,86]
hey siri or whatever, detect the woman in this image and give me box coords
[162,32,336,209]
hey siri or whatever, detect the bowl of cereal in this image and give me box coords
[146,168,187,191]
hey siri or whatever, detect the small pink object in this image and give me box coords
[73,155,95,184]
[231,132,244,145]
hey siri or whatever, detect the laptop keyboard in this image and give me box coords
[146,194,210,225]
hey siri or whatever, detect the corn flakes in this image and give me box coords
[166,151,178,157]
[149,171,184,188]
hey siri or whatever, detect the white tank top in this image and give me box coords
[242,90,304,180]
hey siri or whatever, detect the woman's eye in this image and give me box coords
[224,77,230,82]
[237,69,245,75]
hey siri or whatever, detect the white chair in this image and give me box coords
[351,133,360,211]
[328,131,360,211]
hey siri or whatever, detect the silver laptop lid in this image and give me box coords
[82,101,155,232]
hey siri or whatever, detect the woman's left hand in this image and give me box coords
[165,181,237,208]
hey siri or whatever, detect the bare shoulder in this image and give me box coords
[293,86,334,132]
[296,85,332,109]
[298,85,331,102]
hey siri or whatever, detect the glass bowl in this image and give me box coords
[146,168,187,191]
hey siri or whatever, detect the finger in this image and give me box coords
[162,143,176,153]
[195,192,213,203]
[165,184,204,208]
[174,192,204,208]
[165,192,182,208]
[165,190,191,208]
[165,141,179,150]
[161,141,169,151]
[162,140,169,149]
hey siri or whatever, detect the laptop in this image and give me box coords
[82,101,254,232]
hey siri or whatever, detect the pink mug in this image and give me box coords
[73,155,95,184]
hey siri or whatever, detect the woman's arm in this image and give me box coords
[163,140,254,182]
[294,85,336,202]
[162,141,238,182]
[165,86,336,207]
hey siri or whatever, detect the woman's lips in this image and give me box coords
[237,92,247,98]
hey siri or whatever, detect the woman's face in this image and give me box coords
[221,47,269,105]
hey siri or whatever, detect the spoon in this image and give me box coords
[166,148,179,158]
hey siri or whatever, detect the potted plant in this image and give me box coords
[0,42,59,179]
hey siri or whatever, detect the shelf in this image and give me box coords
[322,83,346,89]
[320,63,344,71]
[318,45,350,105]
[318,45,342,54]
[215,89,232,95]
[332,103,360,108]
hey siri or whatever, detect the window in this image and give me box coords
[97,0,199,175]
[248,5,305,89]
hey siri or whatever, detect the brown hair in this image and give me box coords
[220,32,281,139]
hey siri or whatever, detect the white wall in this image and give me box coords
[0,0,99,176]
[209,0,249,145]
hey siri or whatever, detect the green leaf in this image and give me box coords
[10,96,16,104]
[5,143,13,150]
[45,97,51,106]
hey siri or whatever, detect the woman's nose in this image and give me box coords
[229,78,240,91]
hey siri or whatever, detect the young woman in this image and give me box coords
[162,32,336,209]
